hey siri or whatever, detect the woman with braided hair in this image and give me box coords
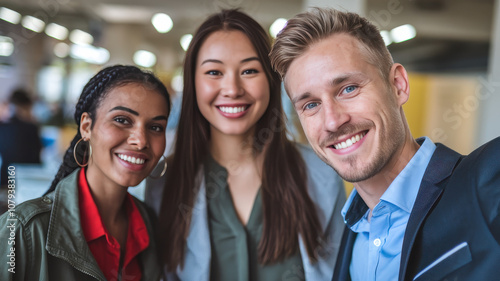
[0,65,171,281]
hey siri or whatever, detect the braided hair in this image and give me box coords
[45,65,170,194]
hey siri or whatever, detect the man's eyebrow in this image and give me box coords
[291,92,312,106]
[329,72,366,87]
[290,72,367,106]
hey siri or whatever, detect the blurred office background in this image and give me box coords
[1,0,500,204]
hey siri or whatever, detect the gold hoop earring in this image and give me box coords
[149,155,167,179]
[74,138,92,167]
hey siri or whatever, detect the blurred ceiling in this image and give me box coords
[369,0,495,72]
[0,0,302,52]
[0,0,496,72]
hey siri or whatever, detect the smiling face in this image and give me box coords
[80,83,169,189]
[285,33,411,183]
[195,30,270,139]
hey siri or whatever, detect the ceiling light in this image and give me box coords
[95,4,152,24]
[0,7,21,24]
[390,24,416,43]
[133,50,156,68]
[180,34,192,51]
[152,13,173,33]
[0,35,14,57]
[380,30,392,46]
[70,44,110,64]
[22,15,45,33]
[269,18,287,38]
[45,23,69,40]
[69,29,94,45]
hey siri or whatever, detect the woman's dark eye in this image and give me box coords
[242,69,258,75]
[114,117,130,124]
[151,125,164,132]
[206,70,221,76]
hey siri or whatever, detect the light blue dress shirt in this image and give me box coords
[341,137,436,281]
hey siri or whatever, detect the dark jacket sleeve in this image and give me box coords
[469,137,500,243]
[0,209,31,281]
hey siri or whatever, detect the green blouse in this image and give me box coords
[205,155,305,281]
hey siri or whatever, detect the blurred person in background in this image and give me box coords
[0,88,42,189]
[146,9,346,281]
[0,65,170,281]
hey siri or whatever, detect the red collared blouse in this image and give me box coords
[78,168,149,281]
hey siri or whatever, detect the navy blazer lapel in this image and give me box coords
[332,191,367,281]
[332,226,356,281]
[399,143,463,281]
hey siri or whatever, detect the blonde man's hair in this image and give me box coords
[270,8,394,81]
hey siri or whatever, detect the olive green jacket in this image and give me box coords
[0,169,162,281]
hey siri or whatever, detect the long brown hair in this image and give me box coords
[158,9,322,270]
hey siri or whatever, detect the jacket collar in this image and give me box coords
[180,145,343,281]
[302,149,344,233]
[45,169,107,280]
[176,167,211,281]
[398,141,463,280]
[45,168,162,281]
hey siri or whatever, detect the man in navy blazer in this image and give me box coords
[270,7,500,281]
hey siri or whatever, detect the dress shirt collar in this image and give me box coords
[341,137,436,229]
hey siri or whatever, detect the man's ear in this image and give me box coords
[80,112,93,140]
[390,63,410,106]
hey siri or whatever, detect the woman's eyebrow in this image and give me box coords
[110,106,168,121]
[110,106,138,115]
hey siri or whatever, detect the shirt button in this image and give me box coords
[373,238,381,247]
[42,197,52,204]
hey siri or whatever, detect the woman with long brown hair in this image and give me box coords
[146,9,345,281]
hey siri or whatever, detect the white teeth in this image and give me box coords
[117,154,145,165]
[333,132,366,150]
[219,106,246,114]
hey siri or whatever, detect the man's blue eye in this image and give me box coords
[305,103,318,110]
[344,86,357,93]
